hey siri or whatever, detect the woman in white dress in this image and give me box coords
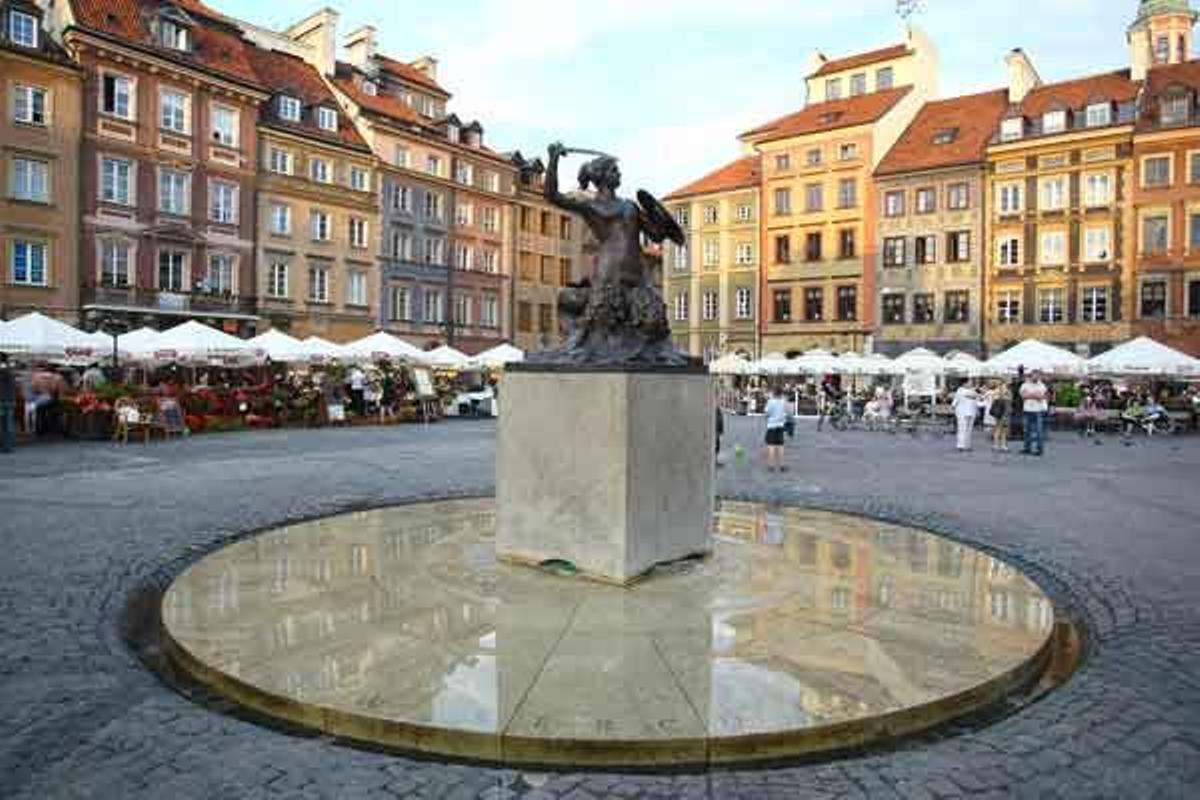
[952,382,980,452]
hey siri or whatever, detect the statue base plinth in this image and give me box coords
[496,367,715,585]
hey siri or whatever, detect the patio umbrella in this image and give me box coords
[793,349,842,376]
[151,321,262,365]
[984,339,1087,377]
[471,344,525,369]
[301,336,345,363]
[249,329,315,364]
[893,347,947,375]
[0,312,100,361]
[116,328,164,362]
[755,353,801,376]
[944,352,984,377]
[708,353,754,376]
[341,332,426,364]
[426,345,470,369]
[1087,337,1200,378]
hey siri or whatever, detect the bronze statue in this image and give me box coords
[527,142,696,367]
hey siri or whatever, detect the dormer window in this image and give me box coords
[1000,116,1024,142]
[278,96,301,122]
[818,111,843,126]
[448,125,460,143]
[159,19,188,50]
[317,107,338,132]
[932,128,958,145]
[1085,102,1111,128]
[1161,93,1190,126]
[8,9,37,48]
[1042,110,1067,134]
[362,81,377,96]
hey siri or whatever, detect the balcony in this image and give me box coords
[82,286,258,320]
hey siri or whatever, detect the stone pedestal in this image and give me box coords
[496,367,714,585]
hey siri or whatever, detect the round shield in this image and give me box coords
[637,190,686,246]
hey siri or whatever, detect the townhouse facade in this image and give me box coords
[0,1,82,323]
[663,156,762,360]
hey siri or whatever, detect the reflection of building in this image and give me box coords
[663,157,762,360]
[0,3,82,323]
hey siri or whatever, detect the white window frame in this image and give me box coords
[455,201,473,227]
[9,9,37,48]
[159,88,190,134]
[997,290,1021,324]
[481,206,498,232]
[1039,230,1067,266]
[998,235,1021,267]
[349,217,368,249]
[268,147,293,175]
[423,290,444,323]
[1040,176,1066,211]
[997,182,1023,215]
[1086,102,1111,128]
[308,266,329,303]
[425,155,441,177]
[347,271,367,307]
[100,238,132,288]
[702,290,719,322]
[350,167,369,193]
[269,203,291,235]
[424,237,445,265]
[208,180,238,225]
[100,156,134,205]
[309,158,331,184]
[158,168,191,216]
[735,287,753,320]
[424,192,443,221]
[310,210,331,242]
[1000,117,1023,142]
[481,248,498,274]
[455,243,473,270]
[13,84,47,126]
[10,156,48,203]
[1080,285,1109,323]
[455,162,474,186]
[1084,226,1112,263]
[391,184,412,213]
[210,104,238,148]
[1042,110,1067,134]
[454,293,472,326]
[157,248,189,293]
[1084,172,1111,207]
[267,261,289,298]
[703,205,719,225]
[735,243,754,265]
[390,230,412,260]
[317,107,338,132]
[485,171,500,193]
[204,253,236,295]
[101,72,134,120]
[278,96,301,122]
[1038,288,1066,324]
[481,294,498,328]
[702,239,719,267]
[390,286,411,321]
[736,203,753,222]
[1142,155,1173,188]
[10,238,47,286]
[673,291,689,322]
[393,145,409,169]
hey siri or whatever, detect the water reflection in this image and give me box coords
[164,499,1054,741]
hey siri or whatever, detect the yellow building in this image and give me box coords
[741,30,936,355]
[663,156,762,360]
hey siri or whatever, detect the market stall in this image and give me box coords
[983,339,1087,378]
[1087,337,1200,378]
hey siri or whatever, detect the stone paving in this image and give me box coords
[1,418,1198,799]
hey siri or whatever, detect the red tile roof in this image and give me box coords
[1013,68,1139,117]
[248,48,368,151]
[876,89,1010,176]
[664,156,761,201]
[1138,59,1200,129]
[332,62,431,130]
[69,0,261,88]
[812,43,911,77]
[741,86,913,143]
[375,54,450,97]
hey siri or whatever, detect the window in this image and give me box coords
[205,254,235,294]
[1081,286,1108,323]
[773,289,791,322]
[1085,173,1111,206]
[805,183,823,212]
[674,206,690,227]
[884,191,905,217]
[391,184,412,213]
[946,183,969,210]
[347,271,367,307]
[1086,102,1111,127]
[350,168,369,192]
[915,235,936,265]
[349,218,368,249]
[1040,176,1066,210]
[158,249,187,292]
[1141,280,1167,319]
[806,147,822,167]
[774,153,791,171]
[946,231,971,263]
[774,235,790,264]
[158,169,189,215]
[158,18,189,51]
[1042,110,1067,134]
[673,243,688,270]
[268,262,288,298]
[997,291,1021,324]
[1189,279,1200,319]
[457,244,474,271]
[424,237,444,265]
[839,143,858,161]
[773,188,791,215]
[100,239,131,288]
[517,301,532,332]
[1191,213,1200,250]
[736,287,753,320]
[8,9,37,48]
[537,303,552,334]
[455,162,474,185]
[317,107,337,132]
[393,145,409,168]
[482,206,499,232]
[10,240,46,286]
[837,179,857,209]
[735,243,754,265]
[836,286,856,321]
[482,294,499,328]
[278,96,301,122]
[915,187,936,214]
[1040,231,1066,265]
[1161,94,1190,126]
[10,157,48,202]
[269,148,292,175]
[102,73,133,119]
[485,171,501,193]
[839,229,855,260]
[882,294,905,324]
[454,293,472,326]
[558,258,570,284]
[850,73,866,96]
[1144,156,1172,187]
[211,105,237,147]
[309,158,331,184]
[703,239,719,267]
[13,85,47,125]
[805,232,822,262]
[883,237,906,267]
[1084,226,1111,262]
[1000,117,1023,142]
[826,78,842,100]
[1039,288,1065,324]
[209,181,237,224]
[913,293,934,323]
[702,290,719,322]
[876,67,894,90]
[1143,214,1169,255]
[426,155,441,176]
[308,267,329,303]
[997,183,1023,215]
[944,291,970,323]
[703,205,719,225]
[389,230,412,260]
[310,210,331,241]
[387,286,410,321]
[998,235,1021,267]
[932,128,958,145]
[804,288,823,322]
[673,291,689,322]
[1155,34,1170,64]
[269,203,291,235]
[455,202,473,227]
[424,192,443,221]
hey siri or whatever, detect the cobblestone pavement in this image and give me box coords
[1,418,1198,799]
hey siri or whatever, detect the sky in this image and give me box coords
[218,0,1145,194]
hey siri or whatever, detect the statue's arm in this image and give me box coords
[545,143,591,217]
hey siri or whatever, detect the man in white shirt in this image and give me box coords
[349,367,366,416]
[1020,370,1049,456]
[952,382,980,452]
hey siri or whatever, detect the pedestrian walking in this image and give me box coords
[952,381,980,452]
[763,387,788,473]
[1020,370,1049,456]
[816,376,838,432]
[0,354,16,454]
[988,383,1010,451]
[715,403,725,468]
[348,366,366,416]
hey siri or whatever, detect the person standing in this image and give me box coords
[763,387,788,473]
[348,366,366,416]
[988,383,1010,451]
[1020,370,1049,456]
[715,403,725,468]
[1,354,16,453]
[952,381,980,452]
[816,376,838,432]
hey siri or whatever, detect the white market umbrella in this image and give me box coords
[472,344,525,369]
[250,329,314,364]
[341,331,426,364]
[1087,337,1200,378]
[0,312,100,361]
[116,328,163,362]
[708,353,754,376]
[793,349,842,376]
[984,339,1086,378]
[755,352,802,376]
[151,321,262,365]
[426,345,470,370]
[301,336,345,363]
[893,347,947,375]
[944,351,985,377]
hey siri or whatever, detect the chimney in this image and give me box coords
[344,25,378,73]
[285,8,339,76]
[1005,48,1041,104]
[411,55,439,82]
